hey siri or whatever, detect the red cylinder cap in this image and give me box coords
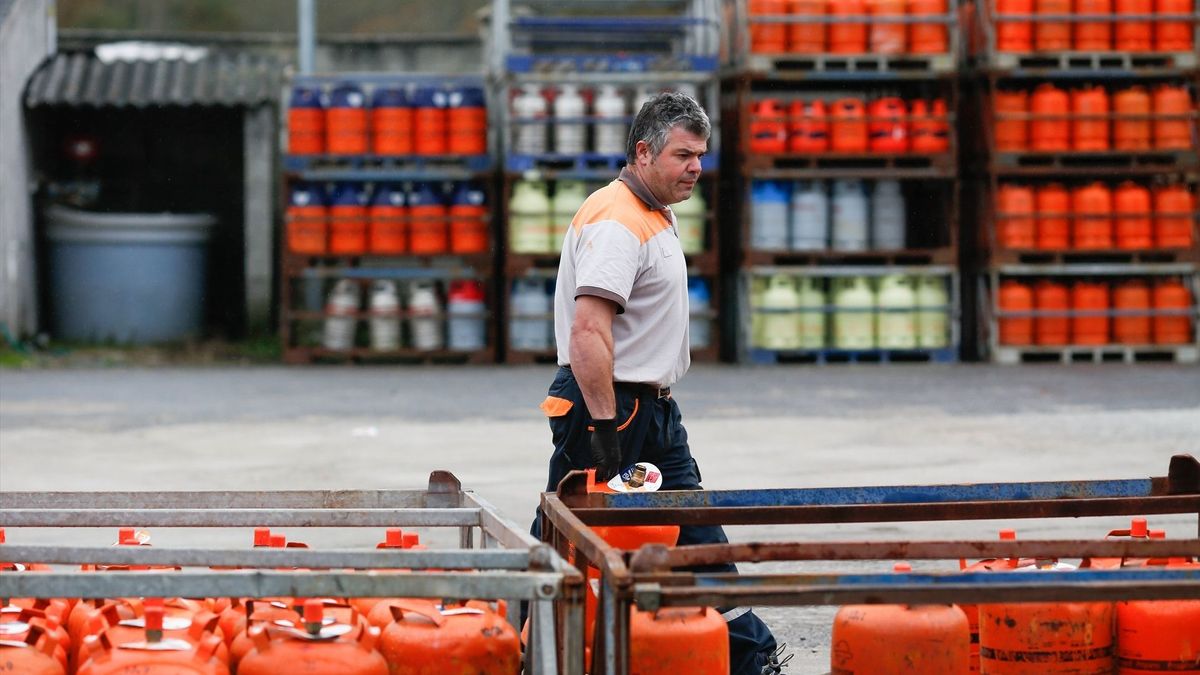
[1131,518,1148,537]
[269,534,286,548]
[999,529,1017,540]
[144,604,164,632]
[303,599,324,623]
[386,529,404,546]
[1148,530,1166,539]
[402,533,420,548]
[118,528,135,543]
[0,528,5,544]
[253,528,271,546]
[893,562,912,573]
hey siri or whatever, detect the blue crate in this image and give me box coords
[506,54,719,74]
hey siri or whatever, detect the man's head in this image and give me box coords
[626,92,711,206]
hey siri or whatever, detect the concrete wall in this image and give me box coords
[0,0,55,338]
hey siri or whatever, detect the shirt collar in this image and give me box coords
[618,166,668,212]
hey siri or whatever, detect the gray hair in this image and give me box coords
[626,91,711,163]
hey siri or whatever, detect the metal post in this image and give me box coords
[297,0,315,75]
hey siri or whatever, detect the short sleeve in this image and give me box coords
[573,221,641,311]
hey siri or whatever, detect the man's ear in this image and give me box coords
[635,140,651,163]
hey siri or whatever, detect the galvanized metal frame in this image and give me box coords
[539,454,1200,675]
[0,471,585,675]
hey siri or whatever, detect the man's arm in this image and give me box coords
[569,294,618,419]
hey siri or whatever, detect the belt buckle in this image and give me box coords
[654,386,671,399]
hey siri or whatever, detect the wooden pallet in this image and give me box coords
[986,50,1198,73]
[993,344,1199,365]
[744,248,956,267]
[744,52,956,77]
[747,346,958,365]
[743,152,955,176]
[283,346,496,365]
[990,247,1200,266]
[995,150,1199,171]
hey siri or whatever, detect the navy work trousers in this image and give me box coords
[532,366,778,675]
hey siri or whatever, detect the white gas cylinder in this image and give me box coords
[593,84,627,156]
[760,274,802,349]
[832,179,869,251]
[322,279,360,351]
[513,84,548,155]
[368,279,401,351]
[510,278,552,350]
[796,276,827,349]
[871,180,907,250]
[876,274,917,348]
[833,276,876,348]
[553,84,587,155]
[751,180,790,251]
[551,180,589,253]
[673,186,707,254]
[407,280,443,351]
[915,275,949,348]
[510,179,553,253]
[790,180,829,251]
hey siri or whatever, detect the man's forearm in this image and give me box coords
[570,326,616,420]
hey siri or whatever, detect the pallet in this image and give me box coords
[743,152,955,177]
[991,247,1200,266]
[282,252,493,276]
[983,50,1198,74]
[743,52,956,78]
[284,154,492,173]
[993,344,1199,364]
[506,54,718,75]
[744,248,956,267]
[747,346,958,364]
[283,346,495,365]
[506,153,719,174]
[994,150,1199,172]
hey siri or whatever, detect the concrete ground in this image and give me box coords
[2,363,1198,672]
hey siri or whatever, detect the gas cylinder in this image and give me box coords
[959,530,1035,673]
[78,630,227,675]
[368,280,401,352]
[510,179,553,253]
[1034,0,1072,50]
[377,601,519,675]
[1116,559,1200,675]
[830,0,869,52]
[797,276,827,348]
[510,278,552,350]
[831,98,869,152]
[288,85,325,155]
[1115,0,1153,49]
[629,607,729,675]
[1072,85,1111,151]
[910,0,949,52]
[1114,182,1153,249]
[749,0,789,52]
[1076,0,1113,50]
[1,607,68,671]
[994,90,1030,152]
[789,99,830,152]
[750,277,768,348]
[287,182,328,254]
[999,279,1034,345]
[915,276,949,347]
[750,99,789,154]
[1036,184,1072,249]
[1114,279,1152,344]
[445,280,487,352]
[512,84,548,156]
[407,281,443,351]
[227,601,304,667]
[1153,277,1193,344]
[448,181,488,254]
[0,624,62,675]
[673,185,707,254]
[408,182,448,255]
[1154,184,1195,248]
[790,180,830,250]
[1114,86,1152,150]
[997,184,1036,249]
[688,278,712,349]
[369,183,407,254]
[77,599,230,669]
[371,87,412,156]
[869,97,909,153]
[877,275,918,348]
[761,275,803,349]
[1034,280,1070,345]
[1031,83,1070,151]
[412,86,448,156]
[871,179,907,249]
[446,86,487,156]
[910,99,950,153]
[832,179,869,251]
[593,84,627,157]
[789,0,827,52]
[869,0,908,53]
[329,182,368,255]
[1152,85,1192,150]
[751,180,791,250]
[1154,0,1194,50]
[551,180,590,253]
[237,601,387,675]
[552,84,586,156]
[323,279,360,351]
[1072,280,1111,344]
[1074,182,1114,249]
[833,276,876,348]
[996,0,1034,51]
[326,82,368,155]
[632,85,657,115]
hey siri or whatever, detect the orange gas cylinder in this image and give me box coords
[1035,280,1071,344]
[997,184,1036,248]
[909,0,949,53]
[1031,83,1070,151]
[288,86,325,155]
[910,99,950,152]
[377,600,520,675]
[749,99,789,154]
[1114,279,1152,344]
[1073,182,1114,249]
[412,86,448,156]
[831,98,870,152]
[1152,85,1193,150]
[1075,0,1113,50]
[629,607,730,675]
[1114,86,1152,150]
[1155,0,1195,50]
[830,0,870,52]
[228,601,304,667]
[370,87,413,156]
[1,607,69,670]
[1116,559,1200,675]
[789,0,827,52]
[449,182,489,254]
[789,99,831,152]
[329,183,369,255]
[1115,182,1153,249]
[1153,278,1193,344]
[1154,184,1195,248]
[326,82,369,156]
[996,0,1034,52]
[750,0,790,53]
[287,183,328,254]
[999,279,1035,345]
[1115,0,1153,50]
[408,182,449,255]
[237,601,387,675]
[76,600,229,669]
[1036,183,1072,249]
[994,90,1030,151]
[868,97,909,152]
[447,86,488,156]
[869,0,908,53]
[77,604,228,675]
[369,183,408,255]
[1072,85,1111,151]
[1082,517,1150,569]
[980,587,1114,674]
[1034,0,1072,50]
[958,530,1032,674]
[1072,280,1111,344]
[0,624,63,675]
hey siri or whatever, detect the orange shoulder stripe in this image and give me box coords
[571,181,672,244]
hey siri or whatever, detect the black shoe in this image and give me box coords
[760,643,793,674]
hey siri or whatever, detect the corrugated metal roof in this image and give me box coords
[24,51,282,108]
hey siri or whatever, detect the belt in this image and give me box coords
[616,381,672,399]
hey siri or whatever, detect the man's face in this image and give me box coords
[635,126,707,206]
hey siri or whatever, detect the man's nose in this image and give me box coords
[686,155,702,174]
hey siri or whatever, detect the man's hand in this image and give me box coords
[590,418,622,482]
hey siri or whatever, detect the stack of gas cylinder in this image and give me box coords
[748,96,951,155]
[997,276,1194,346]
[831,520,1200,674]
[746,0,951,55]
[750,178,912,251]
[990,0,1195,53]
[319,278,488,353]
[287,81,488,157]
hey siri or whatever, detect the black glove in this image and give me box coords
[589,418,622,483]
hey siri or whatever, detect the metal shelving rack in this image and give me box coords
[488,0,725,363]
[279,73,499,365]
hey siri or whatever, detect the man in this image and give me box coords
[534,92,787,674]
